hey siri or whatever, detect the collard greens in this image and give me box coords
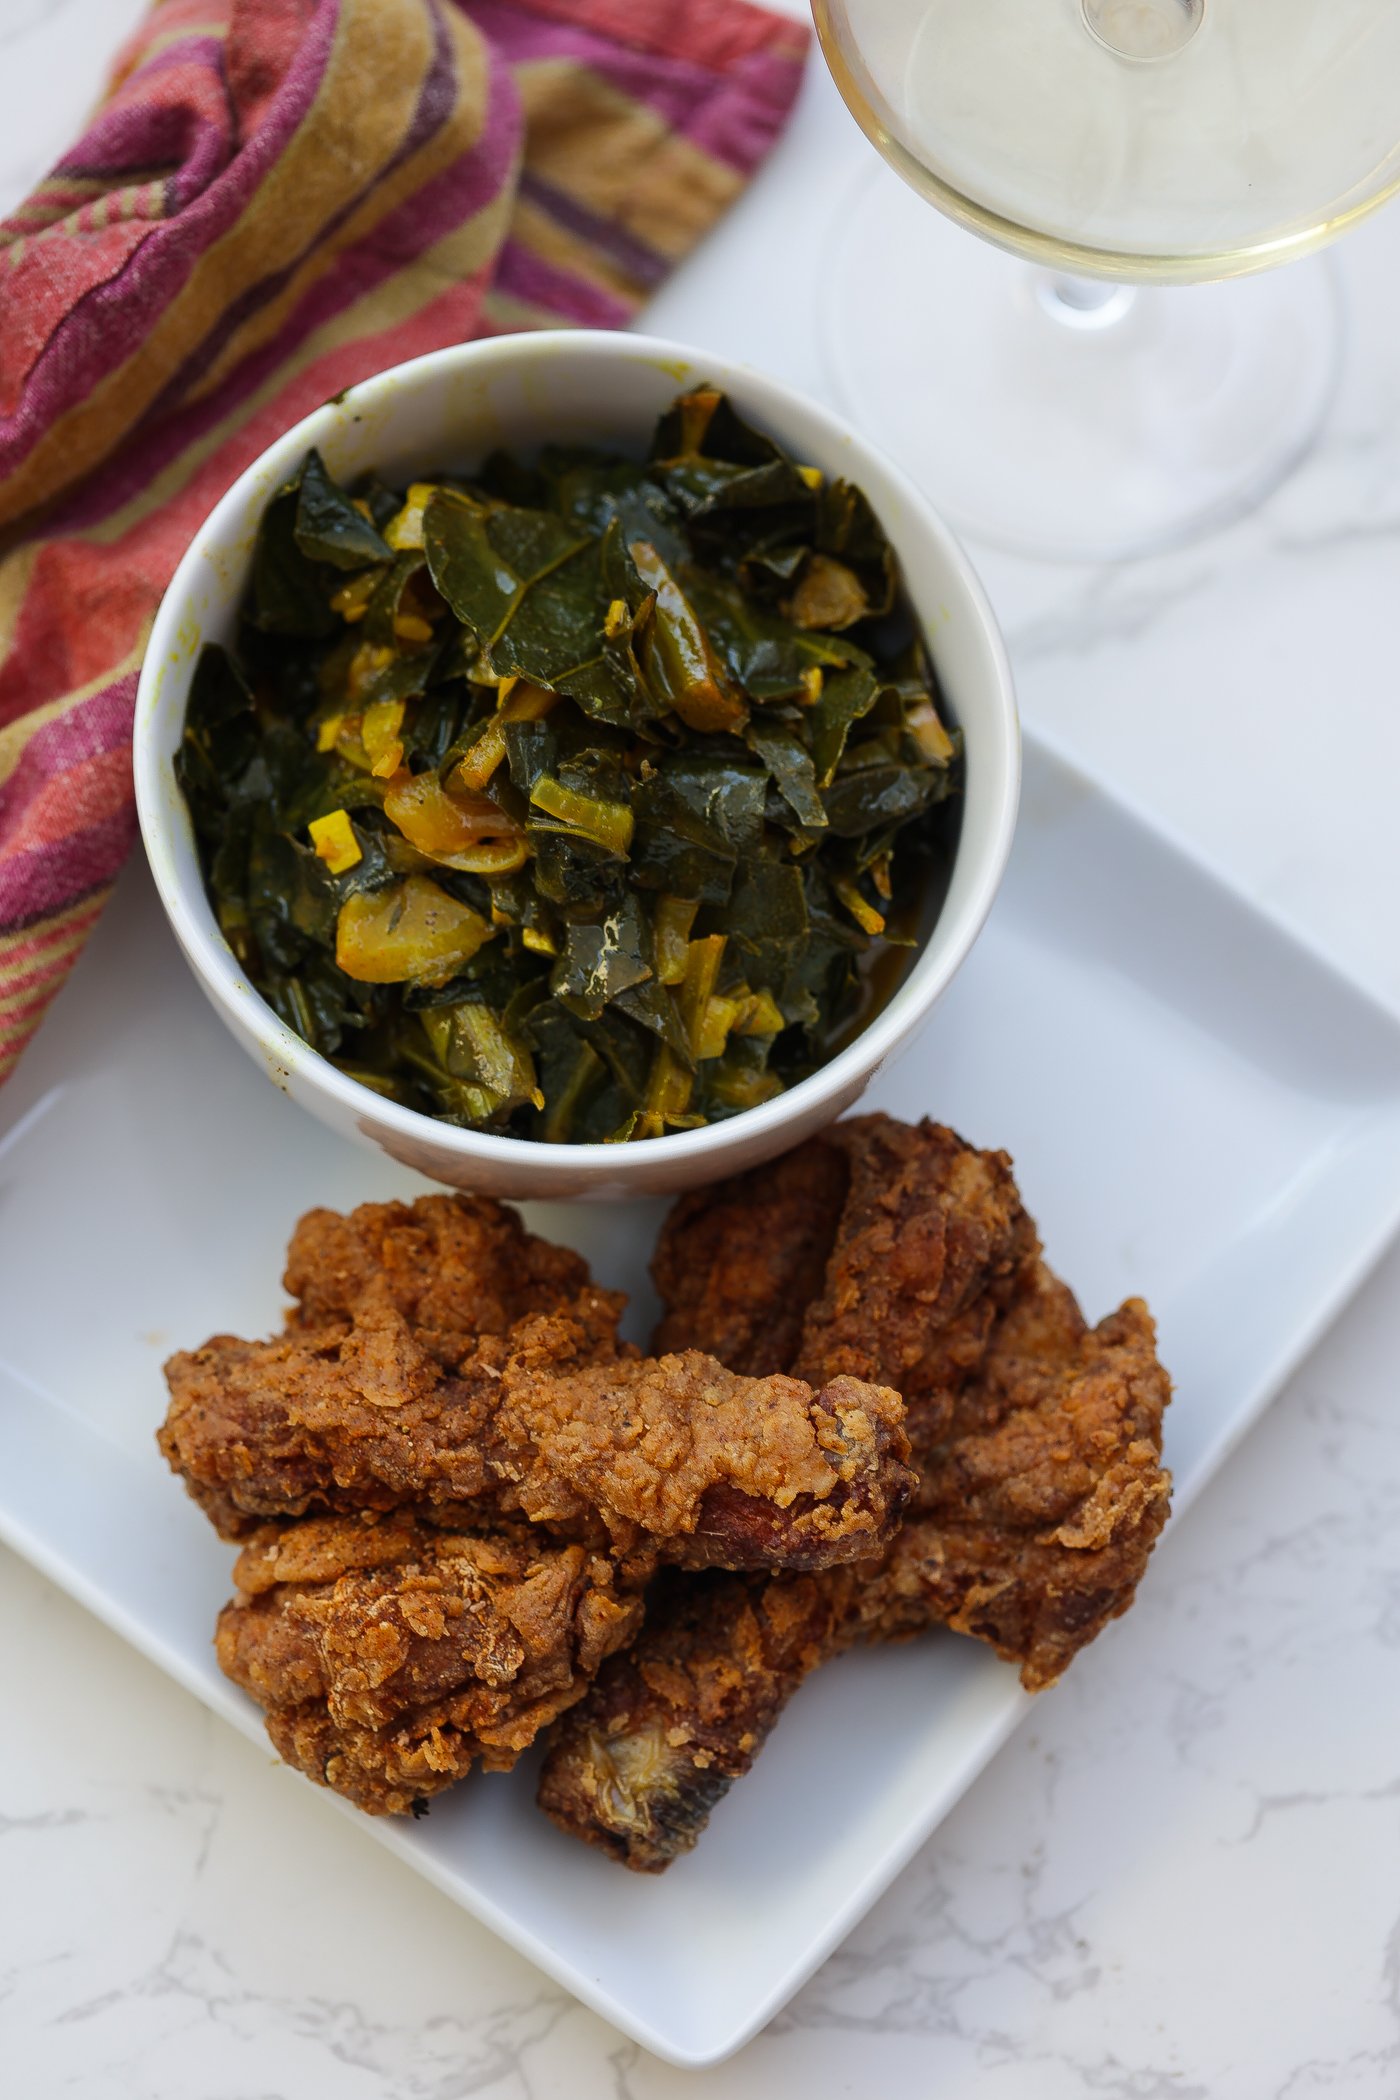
[177,388,962,1143]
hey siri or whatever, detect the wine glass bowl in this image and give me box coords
[811,0,1400,559]
[814,0,1400,283]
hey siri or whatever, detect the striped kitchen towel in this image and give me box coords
[0,0,808,1084]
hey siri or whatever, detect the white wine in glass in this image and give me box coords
[813,0,1400,557]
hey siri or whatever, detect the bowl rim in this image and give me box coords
[134,328,1020,1176]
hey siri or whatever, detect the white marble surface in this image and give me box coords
[6,2,1400,2093]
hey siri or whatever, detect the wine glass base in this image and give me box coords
[821,163,1342,563]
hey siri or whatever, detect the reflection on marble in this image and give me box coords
[5,1,1400,2092]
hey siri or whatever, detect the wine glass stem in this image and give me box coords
[1038,275,1138,332]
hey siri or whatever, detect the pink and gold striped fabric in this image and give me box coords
[0,0,808,1083]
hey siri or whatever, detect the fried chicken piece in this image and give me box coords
[797,1118,1038,1453]
[538,1252,1172,1869]
[159,1285,626,1540]
[160,1193,603,1534]
[889,1268,1171,1686]
[217,1513,643,1815]
[492,1348,912,1574]
[536,1566,856,1871]
[161,1208,913,1570]
[652,1117,1033,1451]
[282,1194,591,1369]
[652,1140,850,1376]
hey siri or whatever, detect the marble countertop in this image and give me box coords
[5,5,1400,2094]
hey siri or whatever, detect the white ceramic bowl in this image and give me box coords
[134,331,1019,1200]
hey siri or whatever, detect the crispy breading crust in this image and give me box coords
[797,1119,1035,1453]
[160,1196,913,1573]
[217,1513,643,1815]
[883,1270,1172,1688]
[651,1140,850,1375]
[495,1353,911,1573]
[285,1195,592,1366]
[160,1288,627,1538]
[652,1118,1033,1451]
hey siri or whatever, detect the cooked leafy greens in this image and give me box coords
[177,388,962,1143]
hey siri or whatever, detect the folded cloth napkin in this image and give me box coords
[0,0,807,1085]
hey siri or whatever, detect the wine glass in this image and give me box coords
[812,0,1400,559]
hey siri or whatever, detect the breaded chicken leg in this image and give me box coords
[654,1117,1034,1450]
[218,1513,644,1814]
[161,1196,913,1574]
[538,1124,1172,1870]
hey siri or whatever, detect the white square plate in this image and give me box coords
[4,732,1400,2067]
